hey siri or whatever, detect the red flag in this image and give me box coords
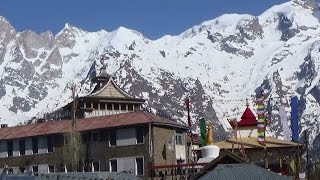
[185,98,191,127]
[185,98,193,144]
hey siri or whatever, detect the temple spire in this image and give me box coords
[206,122,214,145]
[91,54,113,92]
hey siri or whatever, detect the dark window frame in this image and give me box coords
[110,159,117,172]
[32,166,38,176]
[136,157,144,176]
[47,136,54,153]
[93,161,100,172]
[32,137,38,154]
[175,133,184,145]
[92,131,99,142]
[82,131,91,144]
[7,140,13,157]
[100,103,106,110]
[136,128,144,144]
[109,129,116,147]
[48,165,54,173]
[19,139,25,156]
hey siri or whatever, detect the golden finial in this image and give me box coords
[206,122,214,145]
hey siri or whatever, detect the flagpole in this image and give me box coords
[306,130,309,180]
[185,97,196,177]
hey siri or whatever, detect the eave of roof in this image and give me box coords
[214,137,302,149]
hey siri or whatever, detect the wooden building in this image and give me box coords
[49,64,145,120]
[0,63,189,178]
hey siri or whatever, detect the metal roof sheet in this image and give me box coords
[198,164,290,180]
[0,111,188,140]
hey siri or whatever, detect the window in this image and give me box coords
[92,131,99,142]
[82,132,91,143]
[120,104,126,111]
[32,166,38,176]
[176,133,184,145]
[116,128,136,146]
[93,161,100,172]
[7,140,13,157]
[128,104,133,111]
[110,159,117,172]
[136,157,144,176]
[86,103,92,109]
[48,165,54,173]
[47,136,54,152]
[93,103,98,109]
[19,167,25,173]
[99,130,108,142]
[60,164,66,172]
[32,137,38,154]
[19,139,25,155]
[114,103,119,110]
[107,103,112,110]
[8,168,13,174]
[64,135,69,145]
[109,130,116,146]
[136,128,144,144]
[100,103,106,110]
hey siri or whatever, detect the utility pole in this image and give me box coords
[68,84,80,172]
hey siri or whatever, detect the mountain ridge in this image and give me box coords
[0,0,320,152]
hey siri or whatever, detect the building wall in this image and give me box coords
[176,145,186,160]
[0,124,187,179]
[238,127,258,138]
[105,125,150,177]
[152,126,176,166]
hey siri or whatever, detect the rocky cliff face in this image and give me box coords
[0,0,320,148]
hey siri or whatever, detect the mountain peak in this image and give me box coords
[113,26,144,38]
[293,0,320,11]
[0,16,14,30]
[0,16,9,23]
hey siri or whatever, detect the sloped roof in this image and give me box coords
[238,105,257,127]
[197,164,290,180]
[214,137,300,149]
[193,149,246,179]
[90,77,135,99]
[0,111,188,140]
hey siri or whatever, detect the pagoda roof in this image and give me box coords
[238,106,257,127]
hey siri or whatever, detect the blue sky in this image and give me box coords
[0,0,289,39]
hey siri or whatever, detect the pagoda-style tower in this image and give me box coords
[230,100,257,138]
[50,55,145,120]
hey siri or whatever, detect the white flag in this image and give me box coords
[279,105,290,141]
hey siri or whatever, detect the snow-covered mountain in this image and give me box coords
[0,0,320,150]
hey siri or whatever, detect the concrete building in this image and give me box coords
[0,60,189,178]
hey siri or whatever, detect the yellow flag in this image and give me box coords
[290,159,296,173]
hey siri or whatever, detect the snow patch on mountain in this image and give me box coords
[0,0,320,147]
